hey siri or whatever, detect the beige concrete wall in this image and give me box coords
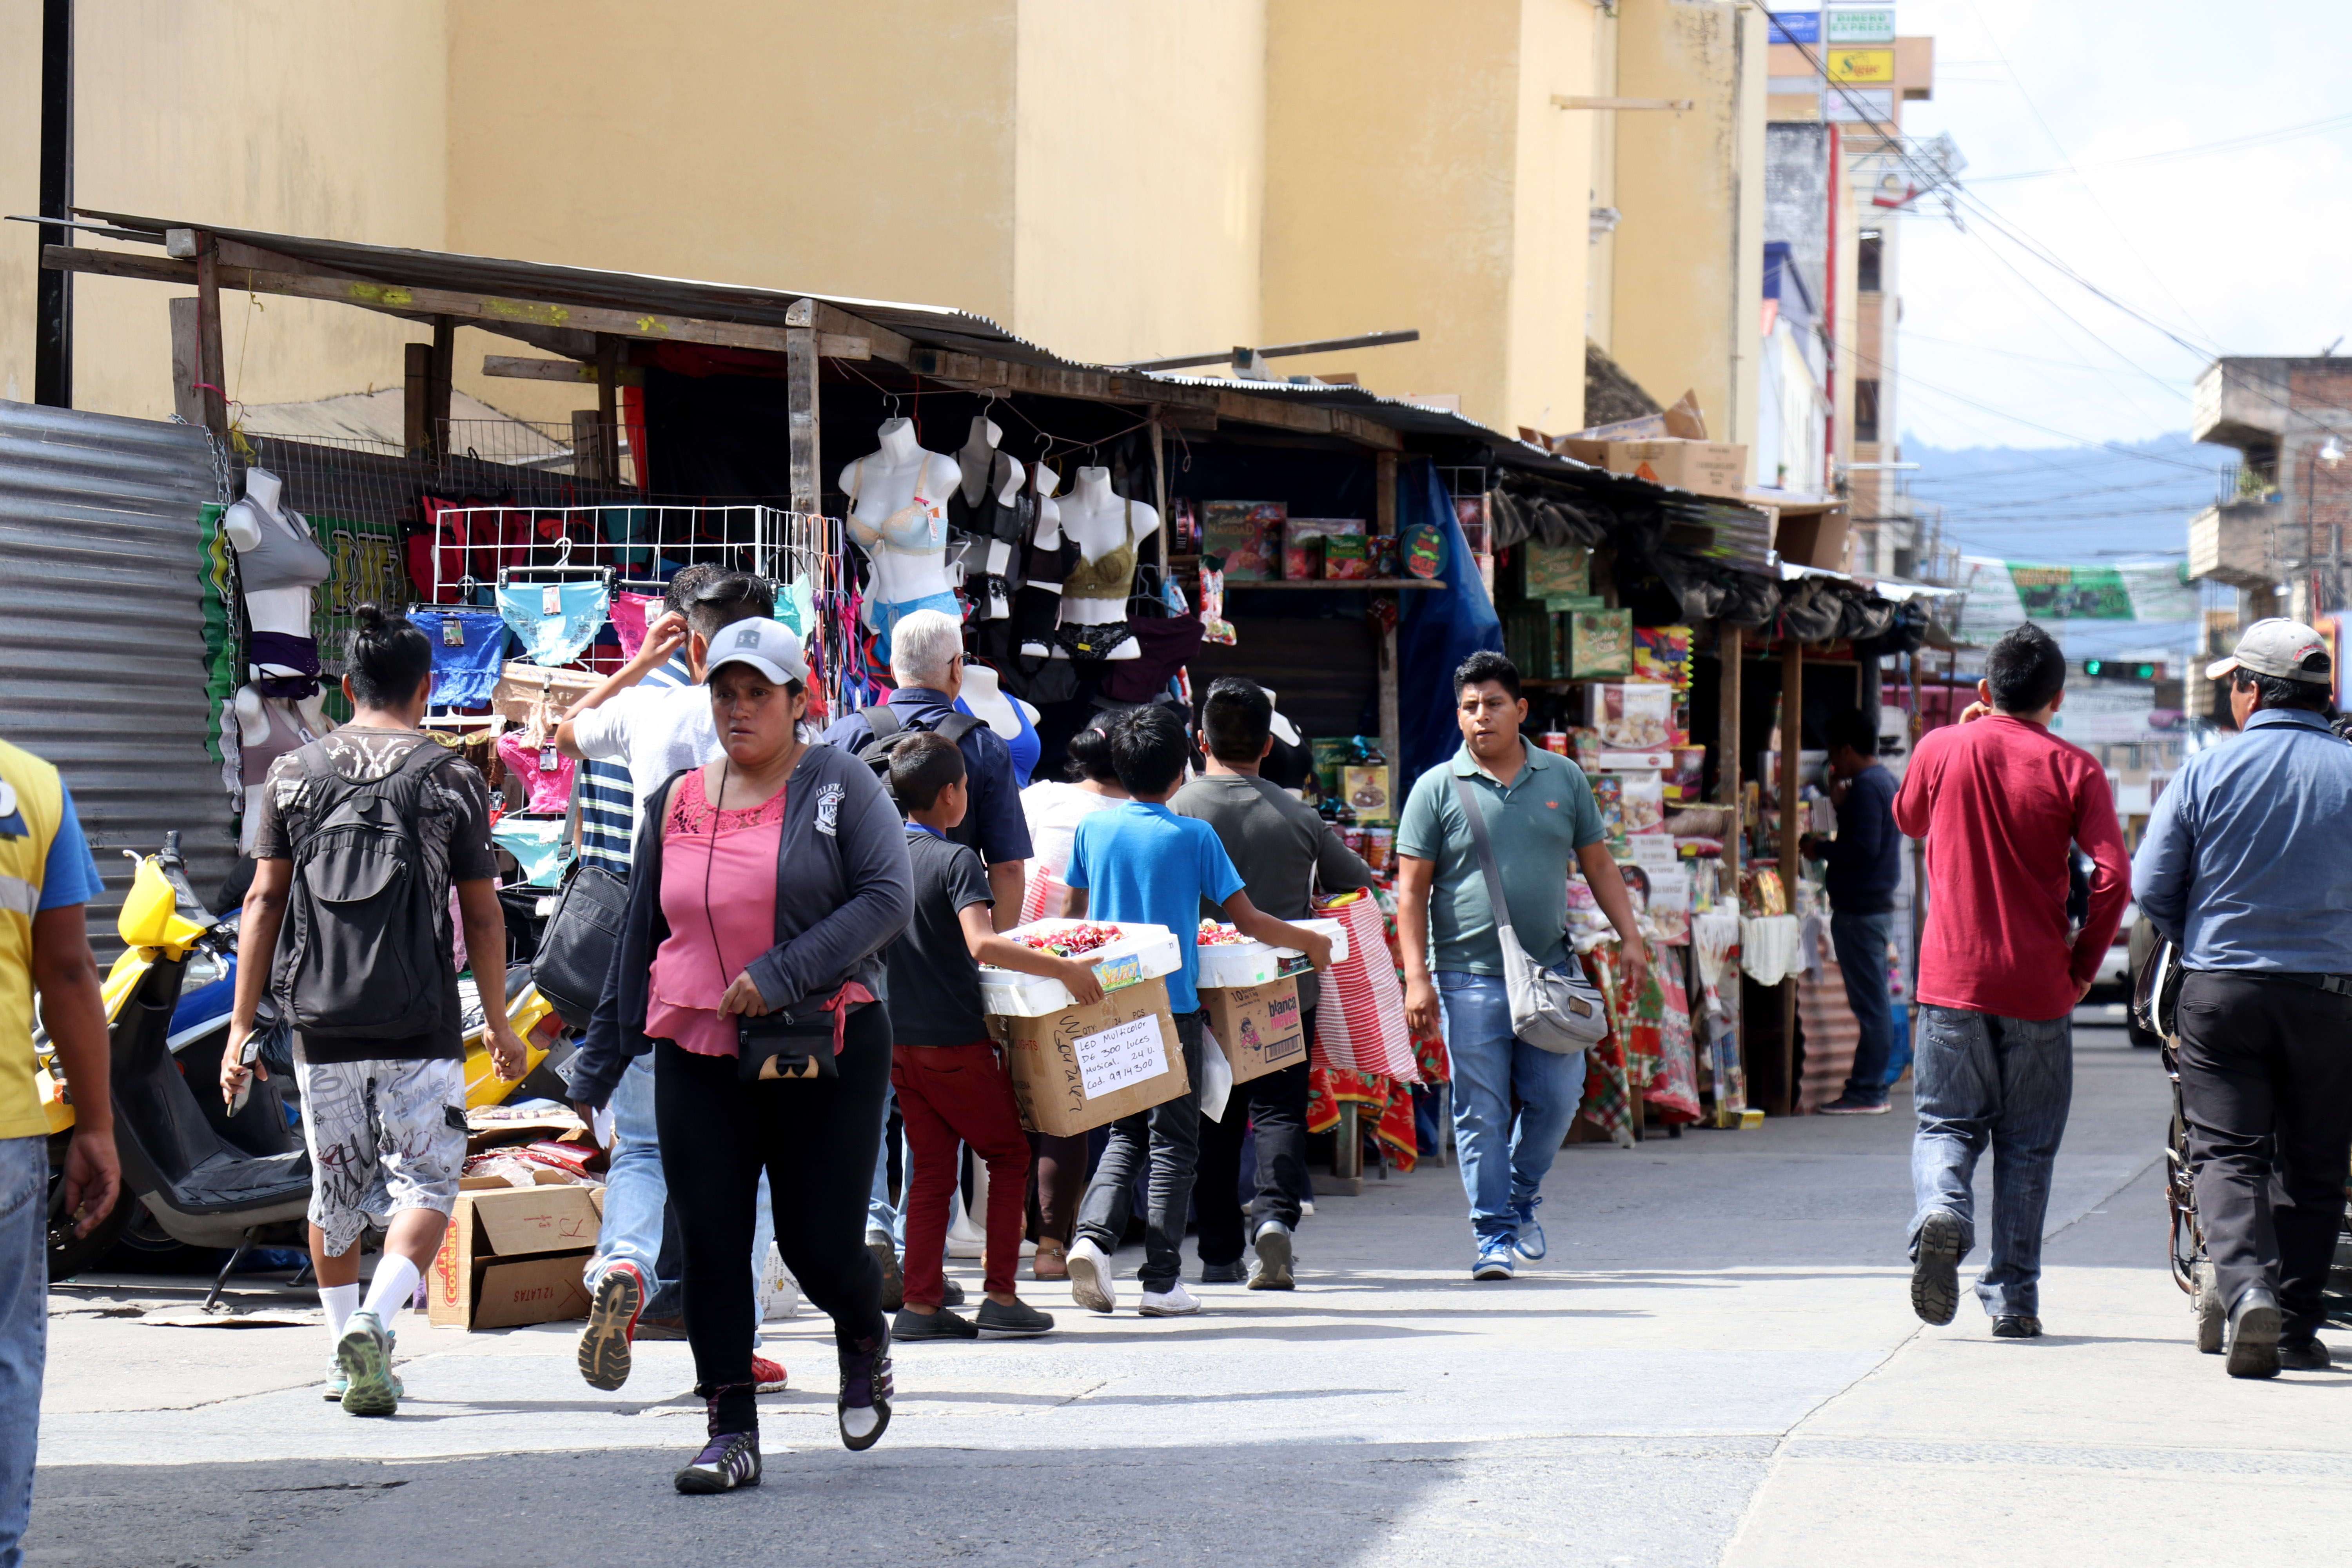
[1262,0,1593,434]
[444,0,1020,427]
[1585,2,1621,358]
[1012,0,1263,366]
[1607,0,1765,458]
[0,0,40,407]
[2,0,450,421]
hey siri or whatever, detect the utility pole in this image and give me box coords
[35,0,74,407]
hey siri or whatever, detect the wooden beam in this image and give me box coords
[428,316,456,450]
[44,243,802,354]
[191,234,227,436]
[404,342,431,457]
[806,301,912,366]
[785,324,820,517]
[1714,621,1744,1126]
[483,354,645,386]
[167,296,202,428]
[1779,635,1804,1119]
[594,334,619,481]
[1375,450,1402,816]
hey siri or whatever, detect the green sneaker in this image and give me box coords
[322,1329,403,1401]
[337,1310,401,1416]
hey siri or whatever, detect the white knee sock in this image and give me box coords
[363,1256,421,1327]
[322,1283,360,1351]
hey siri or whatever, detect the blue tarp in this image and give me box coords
[1395,457,1502,790]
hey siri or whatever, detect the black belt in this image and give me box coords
[2248,971,2352,998]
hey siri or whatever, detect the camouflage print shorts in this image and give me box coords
[295,1056,467,1258]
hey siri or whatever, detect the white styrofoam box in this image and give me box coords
[1194,917,1352,990]
[978,920,1181,1018]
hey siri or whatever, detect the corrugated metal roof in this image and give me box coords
[77,208,1096,374]
[0,402,234,956]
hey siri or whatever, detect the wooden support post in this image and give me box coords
[1778,635,1804,1117]
[1149,413,1168,571]
[404,343,432,458]
[784,318,820,521]
[191,232,228,437]
[168,296,203,428]
[429,316,456,455]
[593,333,619,482]
[1376,450,1402,808]
[1717,622,1742,811]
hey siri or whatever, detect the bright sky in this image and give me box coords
[1881,0,2352,452]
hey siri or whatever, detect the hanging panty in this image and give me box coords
[612,591,662,662]
[416,610,508,708]
[245,630,321,700]
[497,580,611,666]
[491,815,571,888]
[494,724,575,814]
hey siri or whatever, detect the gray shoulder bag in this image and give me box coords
[1451,775,1611,1053]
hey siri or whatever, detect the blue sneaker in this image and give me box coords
[1472,1238,1517,1281]
[1513,1197,1547,1261]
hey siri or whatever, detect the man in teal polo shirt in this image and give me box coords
[1397,650,1646,1280]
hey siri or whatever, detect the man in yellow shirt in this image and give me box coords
[0,737,120,1565]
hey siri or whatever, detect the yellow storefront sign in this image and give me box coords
[1826,48,1895,84]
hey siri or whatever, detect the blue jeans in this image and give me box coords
[2,1136,49,1568]
[1831,910,1898,1105]
[1439,971,1586,1247]
[1909,1005,2073,1318]
[867,1091,907,1250]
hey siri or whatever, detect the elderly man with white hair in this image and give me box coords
[823,608,1033,1303]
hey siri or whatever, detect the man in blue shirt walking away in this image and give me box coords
[1807,708,1904,1114]
[1060,705,1332,1320]
[2134,619,2352,1380]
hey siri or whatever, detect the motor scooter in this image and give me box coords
[34,832,572,1298]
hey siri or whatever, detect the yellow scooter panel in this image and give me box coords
[117,855,209,958]
[462,982,559,1109]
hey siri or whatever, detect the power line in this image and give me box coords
[1967,110,2352,183]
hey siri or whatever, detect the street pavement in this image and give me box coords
[27,1024,2352,1566]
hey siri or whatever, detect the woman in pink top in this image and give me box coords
[575,615,914,1496]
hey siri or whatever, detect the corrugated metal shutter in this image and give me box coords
[0,402,231,958]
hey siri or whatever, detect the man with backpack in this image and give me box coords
[823,608,1032,1297]
[222,606,530,1417]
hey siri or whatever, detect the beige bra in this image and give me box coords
[1062,494,1139,600]
[846,458,947,555]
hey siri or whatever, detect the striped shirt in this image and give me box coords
[575,655,691,878]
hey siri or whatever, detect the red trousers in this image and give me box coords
[890,1042,1033,1308]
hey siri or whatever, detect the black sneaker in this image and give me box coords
[940,1277,967,1307]
[868,1238,905,1313]
[891,1306,978,1341]
[838,1328,895,1452]
[1911,1210,1962,1327]
[1816,1094,1889,1116]
[673,1429,761,1494]
[2279,1335,2333,1372]
[1991,1315,2042,1338]
[1200,1260,1246,1284]
[976,1298,1056,1336]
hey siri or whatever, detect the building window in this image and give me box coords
[1855,379,1881,443]
[1858,231,1883,293]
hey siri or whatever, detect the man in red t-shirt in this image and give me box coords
[1892,623,2130,1339]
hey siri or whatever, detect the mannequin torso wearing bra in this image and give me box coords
[225,470,330,639]
[1056,468,1158,649]
[840,419,958,610]
[234,691,320,853]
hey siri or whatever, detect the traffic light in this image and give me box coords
[2082,659,2161,681]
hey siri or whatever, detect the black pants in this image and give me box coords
[653,1007,891,1430]
[1075,1011,1204,1290]
[2176,970,2352,1339]
[1194,1014,1314,1266]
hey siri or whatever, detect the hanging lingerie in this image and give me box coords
[245,630,322,700]
[496,580,611,667]
[226,488,331,595]
[845,459,949,555]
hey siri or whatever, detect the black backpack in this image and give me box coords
[857,705,986,849]
[273,739,452,1041]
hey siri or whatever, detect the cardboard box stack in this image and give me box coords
[981,920,1192,1136]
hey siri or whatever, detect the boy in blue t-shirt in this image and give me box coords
[1062,704,1332,1319]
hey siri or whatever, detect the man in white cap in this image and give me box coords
[2134,617,2352,1379]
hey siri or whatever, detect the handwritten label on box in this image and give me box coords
[1070,1014,1168,1098]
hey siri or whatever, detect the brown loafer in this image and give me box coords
[1032,1237,1069,1281]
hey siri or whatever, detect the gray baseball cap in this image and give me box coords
[702,616,810,686]
[2205,617,2332,684]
